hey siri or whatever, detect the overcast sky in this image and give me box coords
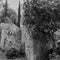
[2,0,23,14]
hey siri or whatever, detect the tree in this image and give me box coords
[0,7,18,25]
[17,0,21,27]
[4,0,8,17]
[23,0,60,60]
[0,0,18,25]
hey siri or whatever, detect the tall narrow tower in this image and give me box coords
[18,0,21,27]
[4,0,8,17]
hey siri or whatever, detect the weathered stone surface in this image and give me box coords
[0,23,21,51]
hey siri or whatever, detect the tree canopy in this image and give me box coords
[23,0,60,27]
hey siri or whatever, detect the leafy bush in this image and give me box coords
[0,7,18,25]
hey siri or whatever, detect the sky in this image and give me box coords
[2,0,23,14]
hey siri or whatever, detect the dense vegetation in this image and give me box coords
[23,0,60,60]
[23,0,60,41]
[24,0,60,25]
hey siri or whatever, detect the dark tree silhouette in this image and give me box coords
[17,0,21,27]
[4,0,8,17]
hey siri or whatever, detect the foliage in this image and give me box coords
[23,0,60,26]
[23,0,60,51]
[23,1,60,60]
[0,6,18,25]
[5,47,26,59]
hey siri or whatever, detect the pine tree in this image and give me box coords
[4,0,8,17]
[18,0,21,27]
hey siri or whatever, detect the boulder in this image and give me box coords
[0,23,21,51]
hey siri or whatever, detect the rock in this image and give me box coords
[0,23,21,51]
